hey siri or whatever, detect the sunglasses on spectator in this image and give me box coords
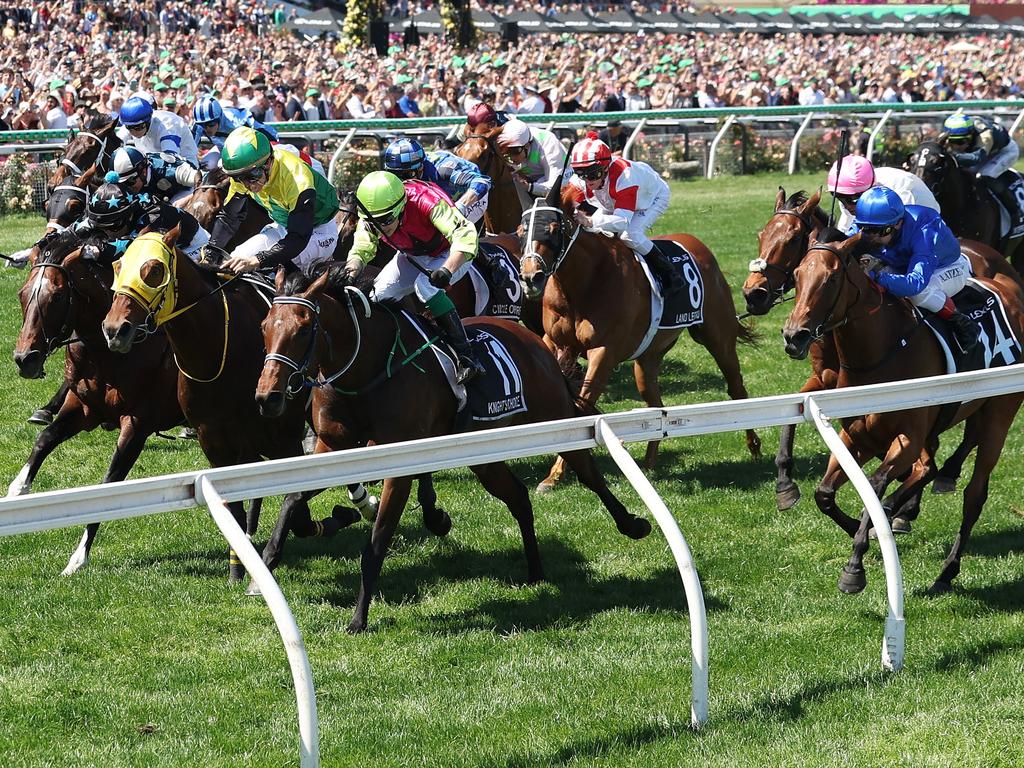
[860,224,896,237]
[576,165,607,181]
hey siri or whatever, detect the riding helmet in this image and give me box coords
[383,138,426,175]
[853,186,905,227]
[87,183,139,230]
[944,114,975,142]
[827,156,875,196]
[496,119,531,151]
[119,96,153,128]
[220,126,272,175]
[193,97,224,125]
[111,146,149,182]
[355,171,407,221]
[466,103,497,128]
[570,132,612,170]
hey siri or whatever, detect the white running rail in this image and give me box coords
[2,364,1024,761]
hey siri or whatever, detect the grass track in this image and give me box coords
[2,172,1024,767]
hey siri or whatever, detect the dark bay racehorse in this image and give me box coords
[256,266,652,632]
[909,140,1023,268]
[100,228,367,580]
[11,231,183,574]
[520,185,762,490]
[782,232,1024,594]
[49,115,121,189]
[744,188,1023,512]
[454,129,522,235]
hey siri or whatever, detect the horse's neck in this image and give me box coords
[554,229,614,302]
[162,256,229,365]
[70,264,114,343]
[832,285,918,380]
[318,292,394,386]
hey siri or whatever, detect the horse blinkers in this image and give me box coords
[518,204,567,299]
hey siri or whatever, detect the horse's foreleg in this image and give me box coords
[348,476,412,634]
[776,373,829,511]
[63,416,150,576]
[9,395,87,498]
[560,449,651,540]
[227,500,248,582]
[932,418,980,495]
[813,432,875,538]
[471,462,544,582]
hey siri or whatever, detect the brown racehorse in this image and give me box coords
[180,167,271,250]
[48,115,121,190]
[782,232,1024,594]
[744,188,1023,514]
[520,184,762,490]
[255,266,653,632]
[11,231,184,574]
[908,140,1023,269]
[454,129,522,235]
[100,228,368,580]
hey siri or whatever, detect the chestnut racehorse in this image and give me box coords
[782,232,1024,594]
[454,129,522,235]
[100,228,371,580]
[255,266,652,632]
[744,188,1022,516]
[520,185,762,490]
[11,231,183,574]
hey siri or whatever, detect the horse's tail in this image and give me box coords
[737,318,760,347]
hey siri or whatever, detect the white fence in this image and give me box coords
[3,364,1024,766]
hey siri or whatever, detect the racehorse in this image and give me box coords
[454,129,522,235]
[180,167,271,250]
[744,188,1023,514]
[782,231,1024,594]
[255,266,653,632]
[48,115,121,189]
[100,227,369,580]
[520,184,762,490]
[11,229,183,574]
[908,140,1023,268]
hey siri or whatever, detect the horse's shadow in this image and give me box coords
[600,356,726,404]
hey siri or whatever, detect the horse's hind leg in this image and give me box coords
[470,462,544,583]
[688,324,761,459]
[632,348,667,469]
[932,420,979,495]
[64,416,150,576]
[227,500,248,582]
[246,498,262,537]
[560,449,651,540]
[417,474,452,537]
[349,476,413,633]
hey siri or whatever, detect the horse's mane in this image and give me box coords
[785,190,809,209]
[816,226,849,244]
[86,114,117,132]
[37,228,83,265]
[278,263,374,300]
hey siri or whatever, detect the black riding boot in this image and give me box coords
[641,242,684,296]
[982,176,1022,227]
[944,309,982,354]
[436,308,486,384]
[477,249,512,291]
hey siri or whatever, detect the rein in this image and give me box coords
[27,261,80,354]
[518,202,581,279]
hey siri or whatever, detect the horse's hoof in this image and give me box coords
[331,505,360,529]
[926,580,952,597]
[838,566,867,594]
[423,507,453,537]
[27,409,53,426]
[931,477,957,495]
[346,618,367,634]
[318,517,342,537]
[620,517,652,540]
[60,553,88,576]
[229,561,245,583]
[890,517,912,534]
[357,495,379,522]
[536,480,556,494]
[245,581,263,597]
[776,483,801,511]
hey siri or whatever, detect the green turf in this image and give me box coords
[2,173,1024,767]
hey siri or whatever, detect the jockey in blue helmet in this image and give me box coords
[383,137,510,289]
[118,96,200,166]
[191,96,279,170]
[110,145,201,205]
[941,113,1022,229]
[853,185,980,352]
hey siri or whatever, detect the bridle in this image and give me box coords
[25,258,86,355]
[60,128,117,176]
[798,241,866,344]
[264,287,371,397]
[518,200,582,280]
[748,207,818,304]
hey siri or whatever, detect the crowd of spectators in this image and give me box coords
[1,0,1023,135]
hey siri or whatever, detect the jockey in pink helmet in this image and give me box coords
[827,155,940,234]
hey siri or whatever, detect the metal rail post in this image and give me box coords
[706,115,736,179]
[866,109,894,164]
[622,118,647,160]
[326,128,358,184]
[788,112,816,175]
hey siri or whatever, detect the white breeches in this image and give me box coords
[619,188,671,256]
[901,254,971,312]
[372,250,471,304]
[229,219,339,273]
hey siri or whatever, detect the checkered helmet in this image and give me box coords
[383,138,426,175]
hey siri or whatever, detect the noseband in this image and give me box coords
[518,202,581,279]
[748,208,815,300]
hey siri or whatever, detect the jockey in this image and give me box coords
[382,137,509,289]
[465,102,509,137]
[567,133,682,296]
[940,113,1022,222]
[109,146,201,205]
[74,182,209,262]
[347,170,486,383]
[191,96,279,171]
[495,119,567,211]
[210,127,339,275]
[118,96,200,167]
[827,155,940,234]
[853,186,980,353]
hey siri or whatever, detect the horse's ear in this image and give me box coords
[306,268,331,298]
[840,231,863,254]
[801,189,822,212]
[775,187,786,211]
[80,164,98,185]
[163,224,181,248]
[274,266,287,292]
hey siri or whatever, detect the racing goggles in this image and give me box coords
[229,164,269,184]
[575,165,608,181]
[859,224,896,237]
[366,208,403,229]
[834,192,862,206]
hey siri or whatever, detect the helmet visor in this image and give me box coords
[575,165,607,181]
[226,162,269,183]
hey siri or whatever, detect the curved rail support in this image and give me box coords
[705,114,736,179]
[804,397,905,671]
[788,112,816,175]
[866,109,894,164]
[195,475,320,767]
[595,417,710,727]
[327,128,358,185]
[622,118,647,160]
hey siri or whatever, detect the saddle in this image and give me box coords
[466,242,524,320]
[981,169,1024,239]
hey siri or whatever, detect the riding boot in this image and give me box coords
[937,297,981,354]
[476,248,512,291]
[981,176,1022,229]
[436,308,486,384]
[641,241,684,296]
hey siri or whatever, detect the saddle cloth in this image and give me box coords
[991,170,1024,240]
[402,313,528,423]
[919,278,1022,375]
[465,242,525,320]
[629,240,705,360]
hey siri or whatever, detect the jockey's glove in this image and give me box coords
[429,266,452,288]
[859,254,883,274]
[343,257,364,280]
